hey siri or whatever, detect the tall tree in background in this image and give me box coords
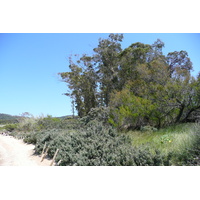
[166,50,193,77]
[118,42,152,89]
[59,55,98,117]
[59,57,84,117]
[93,33,123,106]
[59,34,200,129]
[59,34,123,116]
[108,38,200,129]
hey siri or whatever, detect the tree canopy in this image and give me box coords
[59,34,200,130]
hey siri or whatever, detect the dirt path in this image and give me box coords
[0,134,52,166]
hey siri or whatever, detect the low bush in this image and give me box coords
[80,106,110,127]
[17,117,39,132]
[16,114,80,132]
[23,132,39,144]
[16,111,200,166]
[32,123,167,166]
[4,124,18,132]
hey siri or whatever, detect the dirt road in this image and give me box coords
[0,134,52,166]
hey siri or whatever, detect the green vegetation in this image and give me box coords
[126,123,200,165]
[9,116,166,166]
[3,110,200,166]
[2,34,200,166]
[59,34,200,130]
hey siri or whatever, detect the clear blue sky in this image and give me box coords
[0,33,199,117]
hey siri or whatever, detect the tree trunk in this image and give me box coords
[175,104,185,123]
[181,106,200,123]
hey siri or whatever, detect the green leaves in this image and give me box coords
[167,50,193,77]
[109,87,155,130]
[59,34,200,130]
[30,121,166,166]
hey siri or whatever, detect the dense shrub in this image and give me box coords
[131,145,165,166]
[17,117,39,132]
[80,106,110,126]
[36,116,79,130]
[16,115,80,132]
[34,129,67,156]
[32,123,167,166]
[4,124,18,132]
[23,131,40,144]
[60,118,81,130]
[108,88,155,130]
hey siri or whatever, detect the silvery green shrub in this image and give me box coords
[33,123,165,166]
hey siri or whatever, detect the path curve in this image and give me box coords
[0,135,51,166]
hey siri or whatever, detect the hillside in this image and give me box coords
[0,113,21,124]
[0,113,17,120]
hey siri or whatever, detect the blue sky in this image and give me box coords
[0,33,200,117]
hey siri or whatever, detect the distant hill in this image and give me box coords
[58,115,72,119]
[0,113,21,124]
[0,113,17,120]
[57,115,78,119]
[0,113,78,124]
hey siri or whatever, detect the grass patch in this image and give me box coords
[126,123,199,165]
[0,125,6,131]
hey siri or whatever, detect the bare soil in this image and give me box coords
[0,134,52,166]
